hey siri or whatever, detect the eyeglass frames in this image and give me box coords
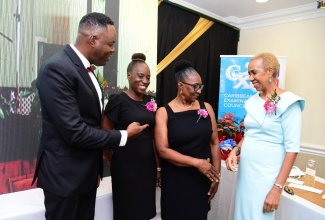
[181,82,204,91]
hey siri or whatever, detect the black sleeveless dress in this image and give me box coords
[161,101,212,220]
[104,92,156,220]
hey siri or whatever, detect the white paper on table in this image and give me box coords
[288,183,323,194]
[316,176,325,184]
[289,166,305,178]
[322,195,325,200]
[286,178,304,185]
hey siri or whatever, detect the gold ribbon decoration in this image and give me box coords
[157,17,214,75]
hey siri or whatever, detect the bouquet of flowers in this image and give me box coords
[217,112,245,139]
[217,112,245,160]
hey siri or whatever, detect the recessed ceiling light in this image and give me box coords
[256,0,268,3]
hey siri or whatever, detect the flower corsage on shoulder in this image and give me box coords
[196,109,208,123]
[264,89,281,115]
[144,98,157,112]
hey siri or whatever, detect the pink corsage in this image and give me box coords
[263,89,280,115]
[145,98,157,112]
[197,109,208,123]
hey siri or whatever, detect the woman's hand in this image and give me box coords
[195,158,220,182]
[263,152,297,213]
[263,186,282,213]
[225,149,239,172]
[208,181,219,203]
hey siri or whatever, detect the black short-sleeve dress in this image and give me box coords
[104,92,156,220]
[161,101,212,220]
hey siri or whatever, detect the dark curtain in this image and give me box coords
[157,2,240,116]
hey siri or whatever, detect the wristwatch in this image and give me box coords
[235,146,241,156]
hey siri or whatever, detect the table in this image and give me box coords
[1,165,324,220]
[208,161,325,220]
[0,177,114,220]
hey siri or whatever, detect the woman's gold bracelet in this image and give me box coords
[157,167,161,172]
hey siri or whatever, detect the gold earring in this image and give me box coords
[180,89,183,94]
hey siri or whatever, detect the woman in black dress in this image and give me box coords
[154,60,221,220]
[102,53,160,220]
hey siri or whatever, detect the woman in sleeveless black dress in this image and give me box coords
[155,60,221,220]
[102,53,160,220]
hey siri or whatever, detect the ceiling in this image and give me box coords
[168,0,323,29]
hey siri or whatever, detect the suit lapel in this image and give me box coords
[64,45,102,115]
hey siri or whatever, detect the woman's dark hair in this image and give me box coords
[174,60,197,82]
[127,53,147,73]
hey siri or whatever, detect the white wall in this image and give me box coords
[238,17,325,153]
[117,0,158,92]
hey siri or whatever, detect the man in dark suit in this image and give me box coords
[32,12,148,220]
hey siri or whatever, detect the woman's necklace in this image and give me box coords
[175,99,193,109]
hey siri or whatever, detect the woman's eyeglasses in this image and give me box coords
[181,82,204,92]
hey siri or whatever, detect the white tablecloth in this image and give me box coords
[1,165,324,220]
[0,177,113,220]
[208,160,325,220]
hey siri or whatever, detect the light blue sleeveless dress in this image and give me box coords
[234,92,305,220]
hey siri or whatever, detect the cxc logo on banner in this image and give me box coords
[218,55,287,121]
[317,1,325,9]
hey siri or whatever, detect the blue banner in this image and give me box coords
[218,56,255,121]
[218,55,287,122]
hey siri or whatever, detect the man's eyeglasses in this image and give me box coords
[181,82,204,92]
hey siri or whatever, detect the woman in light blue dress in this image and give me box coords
[225,53,305,220]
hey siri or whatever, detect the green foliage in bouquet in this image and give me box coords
[217,112,245,138]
